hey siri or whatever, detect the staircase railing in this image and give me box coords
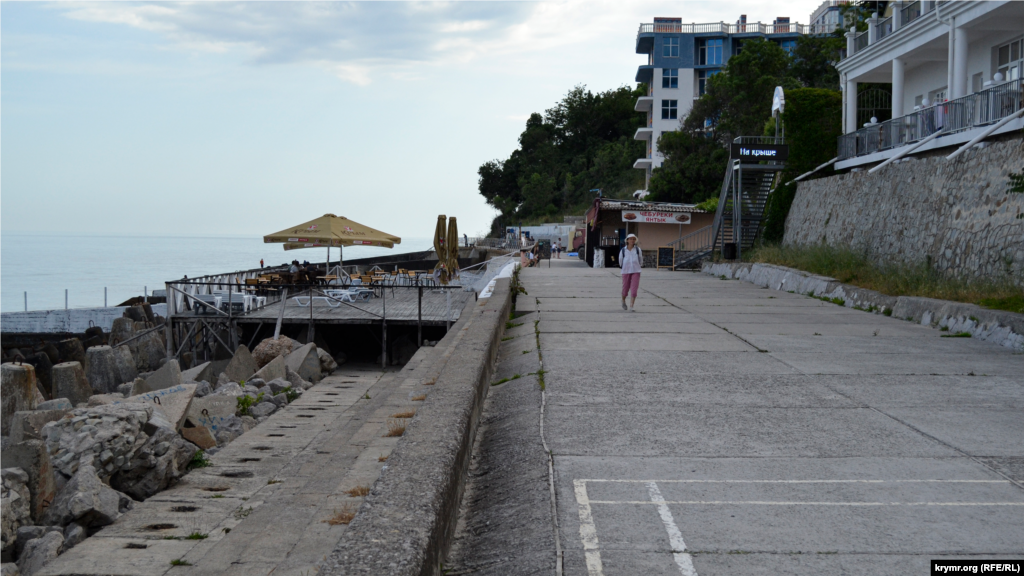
[668,225,714,268]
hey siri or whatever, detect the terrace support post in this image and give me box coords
[227,284,233,352]
[417,286,423,347]
[381,283,387,369]
[274,288,289,340]
[165,282,174,360]
[846,76,858,133]
[446,289,451,332]
[308,287,314,346]
[952,23,968,99]
[892,58,906,118]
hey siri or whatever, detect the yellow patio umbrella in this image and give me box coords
[446,217,460,280]
[433,215,449,284]
[264,213,401,271]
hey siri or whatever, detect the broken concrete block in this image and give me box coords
[16,531,62,576]
[117,383,133,397]
[50,362,92,409]
[193,381,212,397]
[138,359,181,394]
[35,398,72,412]
[86,394,124,407]
[54,339,86,370]
[252,355,285,383]
[0,441,56,524]
[317,347,338,375]
[249,402,277,419]
[1,468,32,559]
[180,361,214,385]
[112,345,137,385]
[109,425,196,501]
[285,343,321,383]
[2,364,39,436]
[115,384,197,431]
[41,403,153,486]
[285,366,313,391]
[8,410,70,443]
[213,416,244,445]
[84,347,121,395]
[252,336,295,368]
[210,382,242,397]
[62,523,87,551]
[181,426,217,450]
[185,395,237,438]
[42,464,132,529]
[222,346,258,384]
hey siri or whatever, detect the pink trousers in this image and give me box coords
[621,273,640,299]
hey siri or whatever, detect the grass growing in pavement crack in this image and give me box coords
[941,332,973,338]
[505,321,523,330]
[491,374,521,386]
[185,532,208,540]
[411,394,426,401]
[390,410,416,419]
[325,503,356,525]
[233,506,253,519]
[384,419,406,437]
[170,559,192,566]
[187,450,212,470]
[267,479,282,485]
[533,320,546,391]
[345,485,370,497]
[378,454,388,462]
[501,336,514,342]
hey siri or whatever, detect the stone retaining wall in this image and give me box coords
[703,261,1024,351]
[319,280,512,576]
[784,137,1024,285]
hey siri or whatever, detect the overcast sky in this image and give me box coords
[2,0,825,239]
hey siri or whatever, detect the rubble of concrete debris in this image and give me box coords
[1,305,341,575]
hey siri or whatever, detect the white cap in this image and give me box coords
[626,233,637,240]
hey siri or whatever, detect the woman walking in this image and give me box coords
[619,234,642,311]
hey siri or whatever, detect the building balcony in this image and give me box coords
[634,127,654,141]
[635,65,654,84]
[836,78,1023,168]
[633,158,653,169]
[635,96,654,112]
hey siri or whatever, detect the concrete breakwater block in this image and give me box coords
[2,363,40,436]
[8,409,71,443]
[181,361,214,385]
[252,355,285,383]
[85,346,121,395]
[181,425,217,450]
[55,338,87,371]
[285,343,321,382]
[223,345,258,383]
[113,345,137,385]
[185,395,237,434]
[0,439,57,524]
[115,383,197,431]
[137,359,181,395]
[51,362,93,407]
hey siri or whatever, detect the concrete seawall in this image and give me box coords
[703,261,1024,351]
[319,279,512,576]
[1,304,168,334]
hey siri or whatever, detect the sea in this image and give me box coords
[0,232,435,313]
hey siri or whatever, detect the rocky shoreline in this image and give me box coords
[1,303,340,576]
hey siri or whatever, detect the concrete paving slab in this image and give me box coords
[744,333,1011,355]
[770,352,1023,375]
[540,332,753,352]
[542,350,801,375]
[538,320,723,334]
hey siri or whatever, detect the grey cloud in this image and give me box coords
[62,1,538,66]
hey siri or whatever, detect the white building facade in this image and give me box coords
[633,16,835,190]
[836,0,1024,169]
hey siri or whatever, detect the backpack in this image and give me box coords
[619,245,639,268]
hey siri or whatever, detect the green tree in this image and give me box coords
[761,88,843,243]
[789,35,844,90]
[648,131,728,204]
[478,85,646,232]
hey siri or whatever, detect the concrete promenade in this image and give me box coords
[454,258,1024,575]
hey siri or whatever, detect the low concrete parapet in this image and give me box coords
[319,280,512,576]
[703,261,1024,351]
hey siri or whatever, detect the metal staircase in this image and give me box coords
[669,136,785,269]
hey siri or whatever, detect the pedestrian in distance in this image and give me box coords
[554,239,562,259]
[619,234,642,311]
[260,258,264,269]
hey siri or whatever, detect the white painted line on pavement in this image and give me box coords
[583,479,1010,484]
[573,479,604,576]
[647,482,698,576]
[590,501,1024,506]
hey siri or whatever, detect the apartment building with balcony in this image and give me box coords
[633,16,831,189]
[836,0,1024,169]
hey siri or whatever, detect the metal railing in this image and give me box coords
[637,21,836,37]
[876,16,893,40]
[902,1,923,25]
[853,30,868,54]
[838,78,1023,160]
[668,225,714,268]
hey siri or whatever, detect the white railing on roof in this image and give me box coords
[637,21,838,36]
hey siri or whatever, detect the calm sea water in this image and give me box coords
[0,233,434,313]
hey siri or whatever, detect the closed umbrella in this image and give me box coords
[433,215,448,284]
[446,217,460,281]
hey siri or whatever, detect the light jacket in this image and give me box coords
[619,244,642,274]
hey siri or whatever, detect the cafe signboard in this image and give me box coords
[621,211,691,224]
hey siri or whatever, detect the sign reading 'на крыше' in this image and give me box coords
[730,143,789,161]
[621,211,692,224]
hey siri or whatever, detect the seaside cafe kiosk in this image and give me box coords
[583,199,712,268]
